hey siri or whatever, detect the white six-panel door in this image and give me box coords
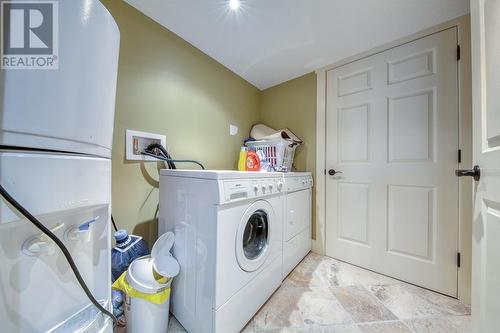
[325,28,459,296]
[470,0,500,331]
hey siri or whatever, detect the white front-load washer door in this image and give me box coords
[236,200,275,272]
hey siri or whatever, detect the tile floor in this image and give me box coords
[121,252,472,333]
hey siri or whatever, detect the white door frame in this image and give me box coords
[314,15,473,303]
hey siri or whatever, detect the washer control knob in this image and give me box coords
[268,184,273,191]
[277,182,284,190]
[253,185,259,192]
[261,185,267,192]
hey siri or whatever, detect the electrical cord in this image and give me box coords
[0,184,117,328]
[142,151,205,170]
[111,214,118,232]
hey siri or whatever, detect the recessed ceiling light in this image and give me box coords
[229,0,240,10]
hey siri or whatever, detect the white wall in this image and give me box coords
[125,0,470,89]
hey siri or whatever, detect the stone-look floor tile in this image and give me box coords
[251,255,472,332]
[241,319,256,332]
[301,324,364,333]
[314,325,364,333]
[332,286,397,323]
[244,328,302,333]
[250,287,305,330]
[298,288,353,327]
[404,317,462,333]
[369,285,445,319]
[357,321,413,333]
[446,315,472,333]
[282,254,326,287]
[283,254,333,288]
[251,287,352,330]
[284,254,404,290]
[323,260,361,288]
[405,285,471,316]
[135,254,473,333]
[283,254,361,288]
[245,324,363,333]
[339,264,402,288]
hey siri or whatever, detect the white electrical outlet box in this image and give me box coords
[125,129,167,161]
[230,124,239,136]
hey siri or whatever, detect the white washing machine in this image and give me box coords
[282,172,313,278]
[159,170,285,333]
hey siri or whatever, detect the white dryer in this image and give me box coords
[282,172,313,278]
[159,170,285,333]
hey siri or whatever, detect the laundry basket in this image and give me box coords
[246,139,299,172]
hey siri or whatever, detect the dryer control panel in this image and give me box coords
[284,175,313,193]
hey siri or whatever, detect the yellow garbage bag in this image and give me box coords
[112,271,171,305]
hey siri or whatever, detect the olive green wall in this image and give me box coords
[259,73,317,238]
[101,0,261,246]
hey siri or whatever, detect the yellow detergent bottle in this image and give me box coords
[238,146,247,171]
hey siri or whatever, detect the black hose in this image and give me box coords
[142,151,205,170]
[0,184,117,327]
[111,214,118,232]
[143,143,205,170]
[146,143,176,169]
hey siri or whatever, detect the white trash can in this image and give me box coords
[123,232,180,333]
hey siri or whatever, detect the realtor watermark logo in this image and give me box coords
[1,0,58,69]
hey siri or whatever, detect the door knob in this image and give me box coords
[328,169,343,176]
[455,165,481,181]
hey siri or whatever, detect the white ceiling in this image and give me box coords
[124,0,470,90]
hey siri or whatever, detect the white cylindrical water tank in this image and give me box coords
[0,0,120,158]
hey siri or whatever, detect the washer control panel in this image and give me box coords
[250,179,284,197]
[222,178,284,203]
